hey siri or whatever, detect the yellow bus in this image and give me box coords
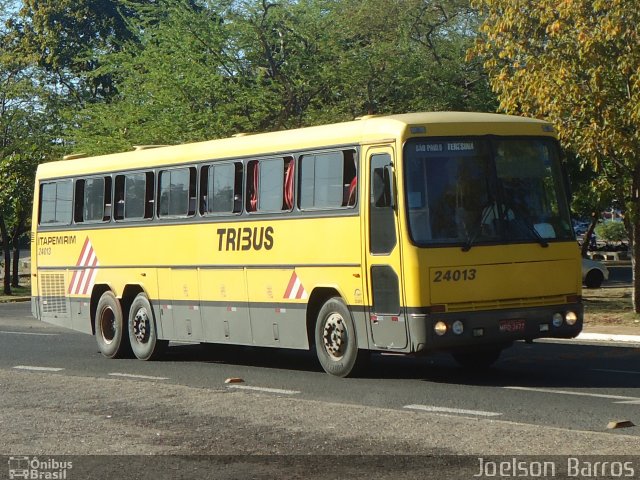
[31,112,582,377]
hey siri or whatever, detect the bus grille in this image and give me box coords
[40,273,67,314]
[446,295,568,312]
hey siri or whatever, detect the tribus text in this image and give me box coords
[217,226,274,251]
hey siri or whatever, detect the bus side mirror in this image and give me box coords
[373,166,395,209]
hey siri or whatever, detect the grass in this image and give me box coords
[0,277,31,303]
[582,286,640,327]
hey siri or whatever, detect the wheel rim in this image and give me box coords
[132,307,150,344]
[322,312,347,360]
[100,307,116,344]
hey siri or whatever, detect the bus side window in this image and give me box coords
[201,162,243,215]
[114,175,125,220]
[73,180,85,223]
[39,180,73,226]
[157,168,193,218]
[299,149,356,210]
[114,172,153,221]
[247,157,292,213]
[144,171,155,219]
[74,176,112,223]
[343,149,357,207]
[102,176,113,221]
[257,158,284,212]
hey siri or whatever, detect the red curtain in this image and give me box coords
[249,162,259,212]
[284,158,294,210]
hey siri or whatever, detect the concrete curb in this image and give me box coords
[575,332,640,344]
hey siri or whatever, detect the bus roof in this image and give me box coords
[37,112,554,179]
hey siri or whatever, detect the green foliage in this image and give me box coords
[66,0,496,155]
[471,0,640,187]
[8,0,137,103]
[595,221,628,243]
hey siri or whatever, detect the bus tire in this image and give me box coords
[452,347,502,370]
[128,293,167,361]
[95,291,130,359]
[315,297,368,377]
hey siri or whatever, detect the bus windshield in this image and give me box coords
[404,137,574,247]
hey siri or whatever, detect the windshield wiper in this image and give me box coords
[514,217,549,248]
[461,204,495,252]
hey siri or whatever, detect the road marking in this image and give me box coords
[593,368,640,375]
[13,365,64,372]
[504,386,640,402]
[227,385,300,395]
[615,400,640,405]
[1,331,59,336]
[108,373,169,381]
[403,404,502,417]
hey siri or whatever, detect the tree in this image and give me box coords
[8,0,137,105]
[66,0,496,155]
[0,1,59,294]
[595,221,627,243]
[0,154,40,288]
[471,0,640,311]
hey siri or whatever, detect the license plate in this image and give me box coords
[499,319,526,333]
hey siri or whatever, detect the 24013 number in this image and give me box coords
[433,268,477,282]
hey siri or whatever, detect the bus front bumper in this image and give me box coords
[408,303,583,354]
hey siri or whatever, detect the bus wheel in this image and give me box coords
[315,297,368,377]
[452,348,502,370]
[128,293,167,361]
[95,291,130,358]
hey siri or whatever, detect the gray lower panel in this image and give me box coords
[249,305,308,349]
[200,303,253,345]
[37,297,92,335]
[35,296,370,353]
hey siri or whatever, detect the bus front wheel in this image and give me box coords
[315,297,368,377]
[95,291,130,358]
[128,293,167,361]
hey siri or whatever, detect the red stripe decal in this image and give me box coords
[283,272,297,299]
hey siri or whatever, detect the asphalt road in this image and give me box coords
[1,302,639,478]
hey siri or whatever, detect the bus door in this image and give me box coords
[365,146,408,350]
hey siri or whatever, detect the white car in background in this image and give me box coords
[582,258,609,288]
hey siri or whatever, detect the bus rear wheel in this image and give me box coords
[452,347,502,370]
[128,293,167,361]
[95,291,130,358]
[315,297,368,377]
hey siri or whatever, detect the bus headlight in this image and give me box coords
[565,311,578,326]
[434,321,447,336]
[552,313,564,327]
[452,320,464,335]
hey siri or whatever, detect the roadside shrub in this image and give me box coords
[594,222,628,243]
